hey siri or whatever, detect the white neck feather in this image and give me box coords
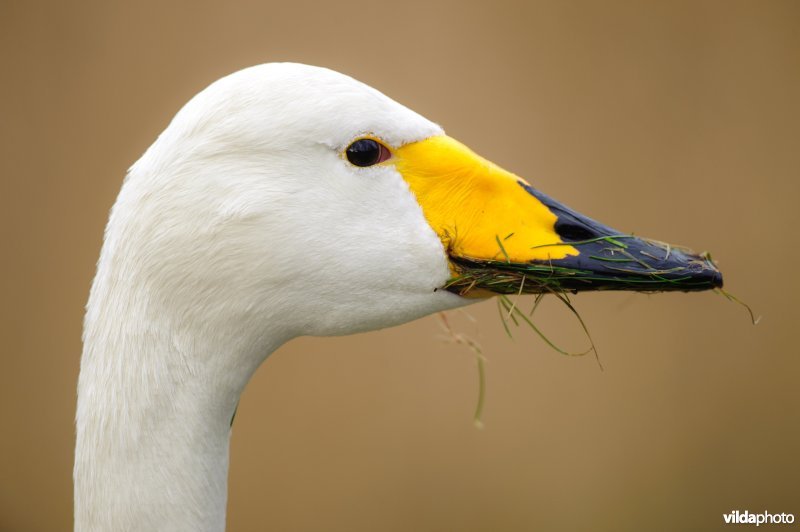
[74,250,288,531]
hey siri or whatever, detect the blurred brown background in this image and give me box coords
[2,1,798,531]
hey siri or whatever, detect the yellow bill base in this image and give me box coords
[394,135,578,264]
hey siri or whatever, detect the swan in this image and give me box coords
[75,62,722,531]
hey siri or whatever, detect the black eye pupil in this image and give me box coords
[346,139,381,167]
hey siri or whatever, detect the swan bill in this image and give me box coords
[395,135,723,297]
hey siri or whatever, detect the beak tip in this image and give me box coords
[691,252,724,291]
[708,264,724,289]
[686,259,724,291]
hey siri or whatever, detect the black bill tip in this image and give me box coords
[444,183,723,296]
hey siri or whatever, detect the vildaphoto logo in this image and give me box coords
[723,510,795,526]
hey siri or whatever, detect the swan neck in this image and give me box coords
[74,280,283,532]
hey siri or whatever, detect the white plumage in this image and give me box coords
[75,63,467,531]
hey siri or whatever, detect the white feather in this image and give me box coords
[75,63,469,531]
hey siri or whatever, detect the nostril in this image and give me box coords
[555,221,597,242]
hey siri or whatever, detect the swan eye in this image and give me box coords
[345,138,391,167]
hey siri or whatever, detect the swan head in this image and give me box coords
[108,62,721,345]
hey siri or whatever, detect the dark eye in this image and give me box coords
[345,138,391,167]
